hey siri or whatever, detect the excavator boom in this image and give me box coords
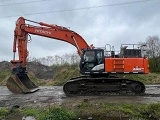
[7,17,92,94]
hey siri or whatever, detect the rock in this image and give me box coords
[88,116,93,120]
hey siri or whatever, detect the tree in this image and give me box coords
[145,35,160,58]
[140,35,160,72]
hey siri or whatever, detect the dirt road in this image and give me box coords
[0,85,160,108]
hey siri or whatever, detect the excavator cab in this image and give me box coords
[80,49,104,73]
[6,62,39,94]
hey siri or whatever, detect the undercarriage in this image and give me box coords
[63,75,145,96]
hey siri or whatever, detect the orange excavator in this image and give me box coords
[7,17,149,95]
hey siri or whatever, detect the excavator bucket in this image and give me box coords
[6,74,39,94]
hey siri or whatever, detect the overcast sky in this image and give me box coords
[0,0,160,61]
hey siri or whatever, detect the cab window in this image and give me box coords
[96,51,103,64]
[83,51,95,62]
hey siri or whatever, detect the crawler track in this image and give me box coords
[63,76,145,96]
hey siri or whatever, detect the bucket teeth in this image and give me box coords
[6,74,39,94]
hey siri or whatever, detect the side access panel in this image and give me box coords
[104,58,149,74]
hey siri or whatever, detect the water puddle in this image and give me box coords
[77,116,129,120]
[5,115,35,120]
[22,116,36,120]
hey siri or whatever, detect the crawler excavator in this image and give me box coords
[6,17,149,95]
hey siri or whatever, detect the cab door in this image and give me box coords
[80,49,104,73]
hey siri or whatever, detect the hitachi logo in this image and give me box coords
[35,29,51,34]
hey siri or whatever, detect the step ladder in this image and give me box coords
[113,59,124,72]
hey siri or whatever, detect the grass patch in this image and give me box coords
[21,108,39,116]
[28,73,40,86]
[1,103,160,120]
[143,103,160,119]
[37,106,76,120]
[118,73,160,84]
[61,101,160,119]
[0,70,10,85]
[51,64,80,86]
[0,108,10,119]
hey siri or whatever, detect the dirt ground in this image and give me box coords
[0,85,160,108]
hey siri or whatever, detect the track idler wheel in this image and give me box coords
[131,83,145,94]
[6,74,39,94]
[63,81,80,96]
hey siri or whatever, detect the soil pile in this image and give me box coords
[0,61,11,70]
[27,62,54,79]
[0,61,54,80]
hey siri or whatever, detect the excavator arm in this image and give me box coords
[13,17,91,67]
[7,17,92,94]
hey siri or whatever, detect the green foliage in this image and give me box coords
[116,103,145,117]
[72,102,160,119]
[0,108,10,119]
[1,103,160,120]
[118,74,150,84]
[140,35,160,73]
[104,103,160,119]
[52,64,80,86]
[142,103,160,119]
[38,106,76,120]
[28,73,40,85]
[118,72,160,84]
[21,108,39,116]
[0,70,10,85]
[149,57,160,72]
